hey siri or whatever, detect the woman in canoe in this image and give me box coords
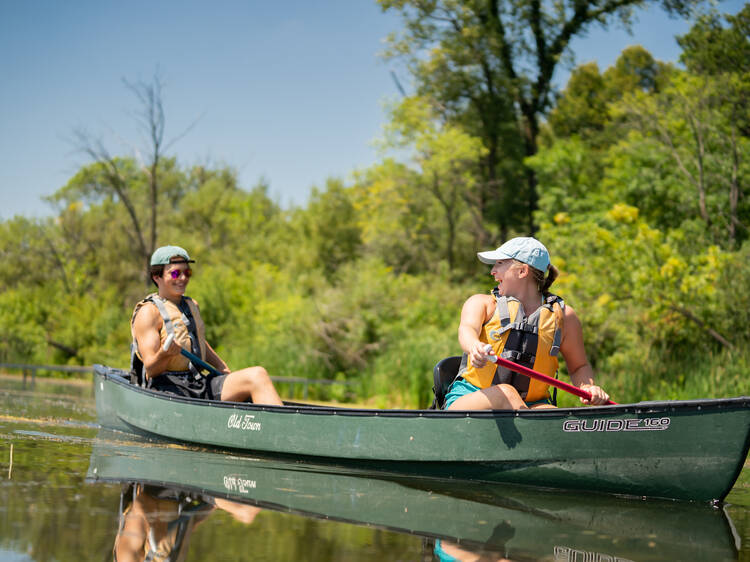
[446,237,610,410]
[130,245,283,405]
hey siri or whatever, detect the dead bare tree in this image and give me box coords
[125,76,166,260]
[72,131,151,274]
[74,71,202,282]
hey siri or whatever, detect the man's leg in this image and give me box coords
[220,366,283,405]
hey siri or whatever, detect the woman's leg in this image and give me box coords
[447,383,528,410]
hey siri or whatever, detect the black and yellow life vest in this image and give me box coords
[460,289,565,402]
[130,294,207,385]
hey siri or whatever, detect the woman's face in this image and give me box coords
[491,259,522,295]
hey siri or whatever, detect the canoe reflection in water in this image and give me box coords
[89,433,740,562]
[113,483,262,561]
[110,481,517,562]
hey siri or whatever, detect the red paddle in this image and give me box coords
[486,348,617,405]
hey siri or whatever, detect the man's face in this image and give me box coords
[156,261,192,298]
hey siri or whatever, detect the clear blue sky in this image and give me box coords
[0,0,744,220]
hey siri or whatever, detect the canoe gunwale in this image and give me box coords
[94,364,750,418]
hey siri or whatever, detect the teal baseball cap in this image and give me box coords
[477,237,551,271]
[150,245,195,266]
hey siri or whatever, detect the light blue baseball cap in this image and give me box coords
[477,237,551,271]
[150,245,195,266]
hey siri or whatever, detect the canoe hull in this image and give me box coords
[94,365,750,501]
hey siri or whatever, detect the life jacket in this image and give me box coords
[460,289,565,402]
[130,294,207,386]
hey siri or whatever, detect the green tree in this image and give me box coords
[529,22,750,400]
[380,97,488,272]
[611,71,749,247]
[546,46,673,145]
[678,5,750,81]
[297,178,363,279]
[379,0,703,233]
[351,159,431,274]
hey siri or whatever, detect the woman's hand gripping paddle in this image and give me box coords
[483,344,617,405]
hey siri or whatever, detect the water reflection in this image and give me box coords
[88,431,740,561]
[114,483,261,561]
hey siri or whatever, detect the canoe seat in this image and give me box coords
[430,356,462,410]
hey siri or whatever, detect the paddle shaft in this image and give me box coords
[162,333,225,378]
[181,348,225,378]
[489,354,617,405]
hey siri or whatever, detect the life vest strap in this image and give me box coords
[500,348,536,365]
[149,296,176,341]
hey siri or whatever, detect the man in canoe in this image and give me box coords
[446,237,610,410]
[130,245,283,405]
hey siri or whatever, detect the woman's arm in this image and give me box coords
[458,294,495,368]
[559,305,610,405]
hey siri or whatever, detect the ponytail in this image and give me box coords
[527,263,558,296]
[515,260,559,297]
[541,264,559,296]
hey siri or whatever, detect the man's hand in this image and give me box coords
[161,333,182,357]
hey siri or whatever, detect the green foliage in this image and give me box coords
[678,5,750,77]
[546,47,674,146]
[378,0,704,233]
[298,179,362,279]
[547,63,611,141]
[0,286,49,363]
[376,97,489,275]
[531,9,749,402]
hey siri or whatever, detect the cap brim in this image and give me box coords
[477,250,511,265]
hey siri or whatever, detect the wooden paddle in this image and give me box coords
[484,345,617,405]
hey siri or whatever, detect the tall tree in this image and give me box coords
[379,0,703,233]
[546,46,673,147]
[385,97,488,271]
[677,5,750,244]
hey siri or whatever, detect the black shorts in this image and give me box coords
[148,371,228,401]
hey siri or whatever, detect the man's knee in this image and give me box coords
[240,366,271,390]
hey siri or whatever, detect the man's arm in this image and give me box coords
[204,343,230,374]
[132,304,181,379]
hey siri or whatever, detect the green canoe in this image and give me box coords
[86,434,740,561]
[93,364,750,502]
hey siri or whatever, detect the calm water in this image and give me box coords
[0,375,748,561]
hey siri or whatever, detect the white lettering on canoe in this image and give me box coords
[554,545,634,561]
[227,413,262,431]
[223,475,257,494]
[562,417,670,432]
